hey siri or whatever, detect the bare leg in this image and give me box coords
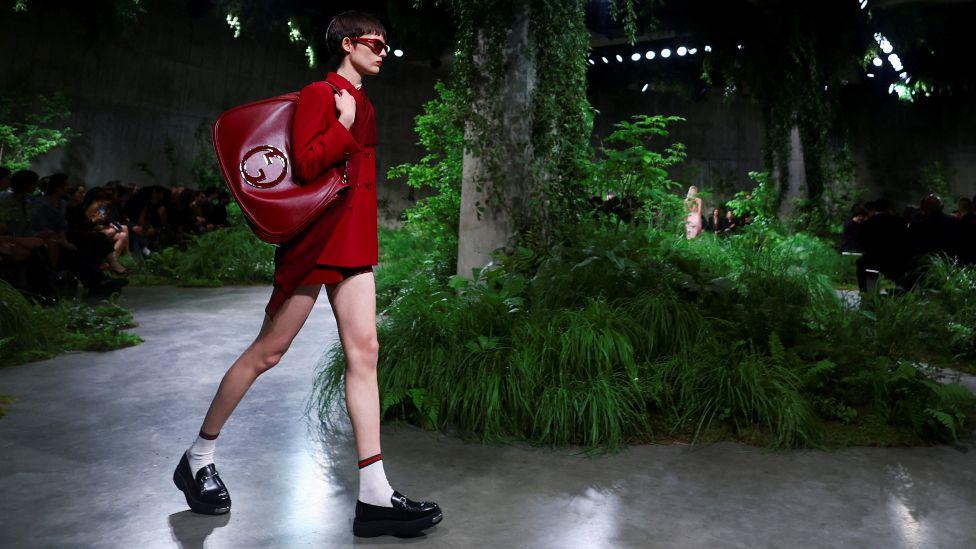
[325,272,381,460]
[107,231,129,272]
[199,284,322,435]
[333,273,444,534]
[118,225,130,258]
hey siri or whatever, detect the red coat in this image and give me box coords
[271,72,378,297]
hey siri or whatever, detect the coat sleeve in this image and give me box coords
[292,83,361,183]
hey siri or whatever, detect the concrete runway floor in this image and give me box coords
[1,286,975,548]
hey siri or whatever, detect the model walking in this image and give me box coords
[172,11,443,538]
[685,185,703,239]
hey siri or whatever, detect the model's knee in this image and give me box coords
[251,344,288,374]
[345,336,379,368]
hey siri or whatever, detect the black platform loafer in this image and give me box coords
[353,491,443,538]
[173,452,231,515]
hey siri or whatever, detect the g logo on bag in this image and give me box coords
[240,146,288,189]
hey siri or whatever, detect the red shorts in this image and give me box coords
[265,265,373,318]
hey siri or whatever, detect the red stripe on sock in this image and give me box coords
[358,453,382,468]
[199,430,219,440]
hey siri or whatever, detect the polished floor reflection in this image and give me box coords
[1,286,975,548]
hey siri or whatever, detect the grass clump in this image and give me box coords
[128,203,274,287]
[1,280,142,367]
[313,222,975,450]
[312,97,972,450]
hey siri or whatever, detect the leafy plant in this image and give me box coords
[0,92,74,171]
[0,280,142,366]
[314,218,975,450]
[129,203,274,286]
[918,160,955,199]
[587,114,687,229]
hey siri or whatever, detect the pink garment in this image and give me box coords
[685,199,702,239]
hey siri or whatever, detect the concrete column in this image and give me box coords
[456,4,537,278]
[777,126,807,217]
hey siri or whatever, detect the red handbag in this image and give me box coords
[212,82,349,244]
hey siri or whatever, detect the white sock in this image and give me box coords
[358,455,394,507]
[186,435,217,476]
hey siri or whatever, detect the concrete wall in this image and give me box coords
[850,96,976,207]
[3,3,973,225]
[590,80,976,211]
[0,2,447,224]
[589,84,766,205]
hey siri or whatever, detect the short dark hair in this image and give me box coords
[45,173,70,196]
[326,11,387,56]
[10,170,39,193]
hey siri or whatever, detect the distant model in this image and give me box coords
[685,185,703,239]
[172,11,443,538]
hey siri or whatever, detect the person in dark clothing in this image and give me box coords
[856,198,911,291]
[723,210,737,234]
[910,194,959,259]
[208,190,231,227]
[952,197,975,264]
[0,170,57,300]
[705,208,728,234]
[64,184,128,295]
[841,205,868,253]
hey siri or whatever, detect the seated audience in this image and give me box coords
[705,208,729,234]
[723,210,737,234]
[910,194,960,260]
[856,198,911,291]
[841,205,868,253]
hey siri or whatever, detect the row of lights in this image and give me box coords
[860,0,921,100]
[593,0,919,100]
[588,44,719,66]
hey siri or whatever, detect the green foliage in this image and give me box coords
[374,227,442,309]
[385,81,463,274]
[0,280,142,366]
[918,257,976,359]
[587,115,687,228]
[190,121,224,190]
[664,1,872,215]
[0,92,74,171]
[315,219,975,450]
[447,0,594,247]
[726,171,778,228]
[130,203,274,286]
[918,160,955,199]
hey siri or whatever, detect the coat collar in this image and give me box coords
[326,71,364,96]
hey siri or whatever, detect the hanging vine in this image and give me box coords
[442,0,596,248]
[673,0,870,225]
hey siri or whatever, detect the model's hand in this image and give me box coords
[334,89,356,129]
